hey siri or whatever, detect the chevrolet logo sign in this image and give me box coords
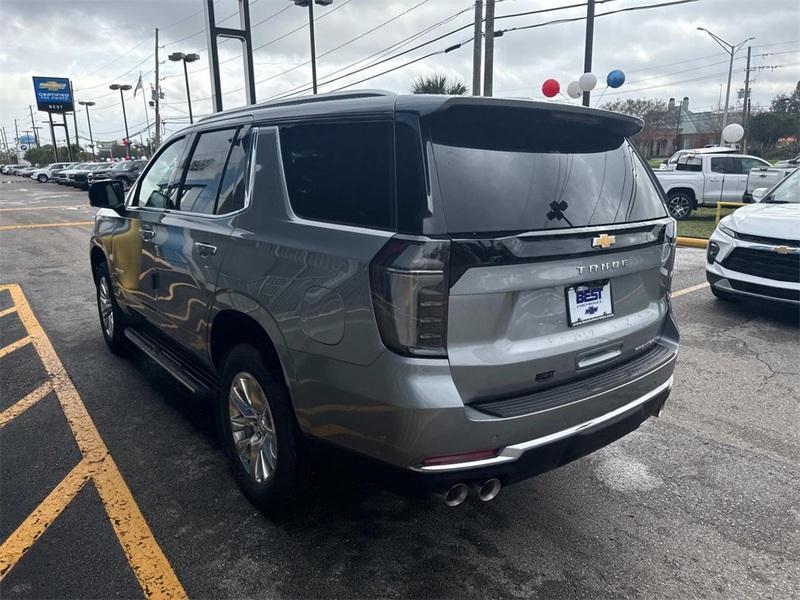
[592,233,616,249]
[772,246,792,255]
[39,80,66,92]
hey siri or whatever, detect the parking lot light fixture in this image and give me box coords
[78,101,96,161]
[696,27,754,145]
[109,84,133,158]
[169,52,200,124]
[288,0,333,94]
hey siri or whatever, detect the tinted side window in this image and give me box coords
[137,137,188,209]
[177,128,237,214]
[396,117,430,234]
[279,121,394,229]
[216,129,251,214]
[742,157,767,172]
[711,157,736,174]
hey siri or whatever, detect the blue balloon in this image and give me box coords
[607,69,626,88]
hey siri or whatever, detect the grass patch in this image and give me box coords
[676,206,740,239]
[648,158,663,169]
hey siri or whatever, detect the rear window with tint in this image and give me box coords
[278,121,394,229]
[426,105,667,234]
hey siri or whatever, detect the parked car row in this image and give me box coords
[3,160,147,191]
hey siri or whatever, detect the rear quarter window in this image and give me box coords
[278,120,395,230]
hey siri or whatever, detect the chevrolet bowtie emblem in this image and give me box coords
[592,233,616,249]
[772,246,791,255]
[39,80,66,92]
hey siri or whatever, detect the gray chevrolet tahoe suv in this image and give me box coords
[89,91,679,513]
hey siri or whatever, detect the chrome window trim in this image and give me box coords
[411,376,673,473]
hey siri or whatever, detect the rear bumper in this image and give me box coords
[291,314,679,486]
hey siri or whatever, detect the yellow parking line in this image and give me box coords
[0,382,53,428]
[0,460,93,578]
[0,221,94,231]
[672,282,710,298]
[0,205,86,212]
[0,284,187,600]
[0,336,31,359]
[0,306,17,318]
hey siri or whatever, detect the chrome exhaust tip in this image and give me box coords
[438,483,469,507]
[477,478,501,502]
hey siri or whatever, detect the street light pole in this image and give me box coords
[169,52,200,124]
[697,27,754,145]
[109,84,133,158]
[288,1,332,95]
[79,101,96,161]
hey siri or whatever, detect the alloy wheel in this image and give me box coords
[228,372,278,484]
[98,277,114,338]
[668,195,691,219]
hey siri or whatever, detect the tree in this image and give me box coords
[770,80,800,114]
[601,98,673,155]
[411,73,467,95]
[748,112,794,152]
[24,144,83,165]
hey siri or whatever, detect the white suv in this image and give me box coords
[707,169,800,304]
[30,162,76,183]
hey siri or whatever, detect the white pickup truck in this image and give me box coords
[654,153,771,219]
[745,164,797,199]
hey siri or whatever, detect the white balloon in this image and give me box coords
[722,123,744,143]
[578,72,597,92]
[566,81,582,98]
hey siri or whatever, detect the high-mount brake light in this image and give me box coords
[369,236,450,358]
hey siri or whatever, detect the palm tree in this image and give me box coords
[411,73,467,95]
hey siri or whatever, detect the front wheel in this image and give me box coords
[37,174,48,183]
[218,344,306,516]
[667,191,694,220]
[95,262,128,354]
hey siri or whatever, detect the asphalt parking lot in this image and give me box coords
[0,178,798,599]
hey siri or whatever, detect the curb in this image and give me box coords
[676,237,709,249]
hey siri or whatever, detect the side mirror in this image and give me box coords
[751,187,768,201]
[89,179,125,211]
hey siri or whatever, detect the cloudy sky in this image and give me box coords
[0,0,797,148]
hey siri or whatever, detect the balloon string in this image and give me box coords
[593,86,609,108]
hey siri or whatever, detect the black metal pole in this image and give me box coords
[308,1,318,94]
[85,105,96,161]
[29,105,39,148]
[61,113,73,161]
[119,89,130,159]
[48,112,58,161]
[582,0,595,107]
[183,60,194,124]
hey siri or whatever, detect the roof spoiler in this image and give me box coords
[424,96,643,138]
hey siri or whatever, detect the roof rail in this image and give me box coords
[198,89,396,122]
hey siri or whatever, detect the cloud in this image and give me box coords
[1,0,797,143]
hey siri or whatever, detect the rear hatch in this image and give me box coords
[423,102,674,403]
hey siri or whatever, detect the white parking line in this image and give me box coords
[672,282,710,298]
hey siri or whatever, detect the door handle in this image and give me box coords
[194,242,217,257]
[140,226,155,241]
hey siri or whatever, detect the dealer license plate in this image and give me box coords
[566,281,613,326]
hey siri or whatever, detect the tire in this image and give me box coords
[667,191,694,220]
[218,344,306,515]
[94,262,128,354]
[37,174,48,183]
[710,286,737,302]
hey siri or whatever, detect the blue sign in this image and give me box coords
[19,134,36,145]
[32,76,74,113]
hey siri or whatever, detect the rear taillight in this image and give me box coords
[369,236,450,358]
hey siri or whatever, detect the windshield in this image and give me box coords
[112,162,131,170]
[764,169,799,204]
[426,106,667,234]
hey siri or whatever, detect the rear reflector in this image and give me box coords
[422,449,497,466]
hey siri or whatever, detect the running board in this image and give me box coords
[123,328,219,395]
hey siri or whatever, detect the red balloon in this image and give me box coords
[541,78,560,98]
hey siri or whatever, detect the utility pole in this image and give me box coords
[472,0,483,95]
[697,28,754,145]
[14,119,20,162]
[29,105,39,148]
[482,0,495,97]
[70,81,79,150]
[742,45,752,154]
[154,27,161,150]
[61,113,73,161]
[582,0,596,107]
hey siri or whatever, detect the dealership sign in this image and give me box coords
[32,76,74,112]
